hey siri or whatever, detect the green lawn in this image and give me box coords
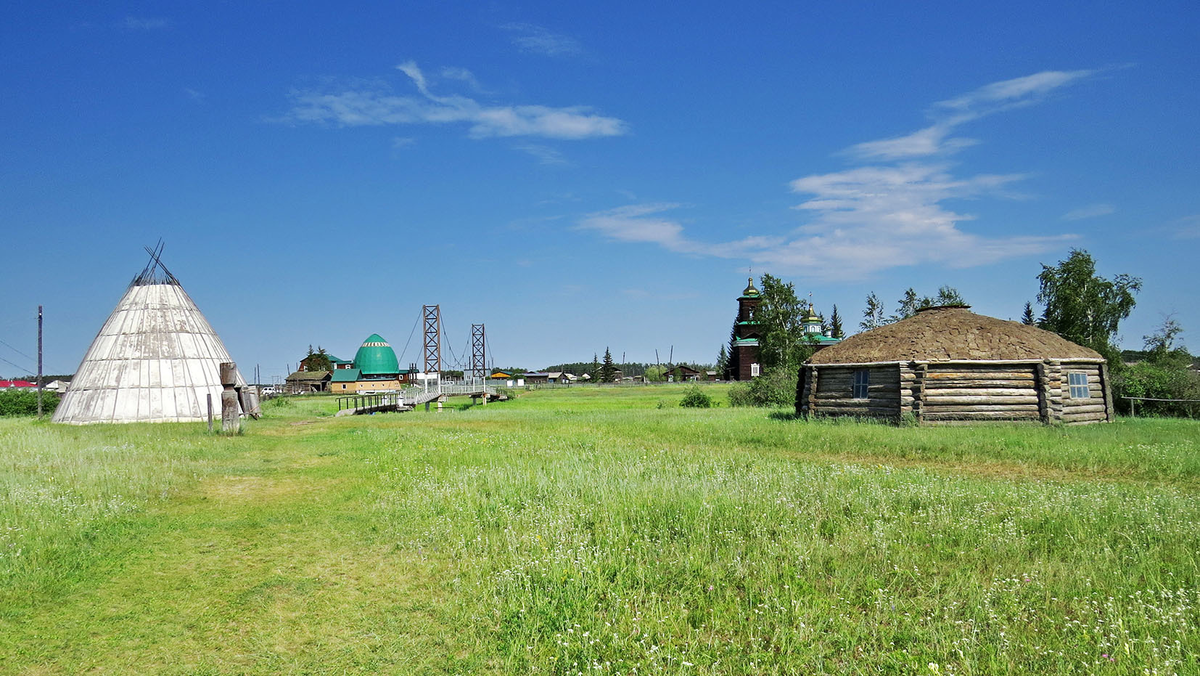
[1,385,1197,674]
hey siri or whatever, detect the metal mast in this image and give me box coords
[422,305,442,390]
[470,324,486,384]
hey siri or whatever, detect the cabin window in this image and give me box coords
[750,363,761,377]
[1067,371,1090,399]
[852,369,870,399]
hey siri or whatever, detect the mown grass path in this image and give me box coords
[2,386,1198,674]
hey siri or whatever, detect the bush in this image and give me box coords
[679,386,712,408]
[727,366,801,408]
[727,383,753,407]
[0,389,59,417]
[1116,361,1200,418]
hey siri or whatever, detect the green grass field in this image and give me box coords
[2,385,1197,674]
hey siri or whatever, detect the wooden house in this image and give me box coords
[796,306,1113,425]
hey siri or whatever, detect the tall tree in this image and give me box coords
[716,345,729,376]
[1037,249,1140,365]
[590,353,600,381]
[726,314,740,379]
[600,347,617,383]
[757,274,807,370]
[1021,302,1036,326]
[861,293,886,331]
[829,304,844,338]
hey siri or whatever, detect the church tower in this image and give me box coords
[731,277,762,380]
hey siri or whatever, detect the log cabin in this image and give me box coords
[795,306,1114,425]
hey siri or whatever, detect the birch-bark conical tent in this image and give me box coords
[53,246,247,424]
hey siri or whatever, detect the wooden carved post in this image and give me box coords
[207,393,214,432]
[220,362,239,433]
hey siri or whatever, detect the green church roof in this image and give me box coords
[331,368,361,383]
[353,334,400,375]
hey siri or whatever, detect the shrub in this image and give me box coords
[0,389,59,417]
[679,386,712,408]
[1116,362,1200,418]
[727,366,801,408]
[727,383,753,407]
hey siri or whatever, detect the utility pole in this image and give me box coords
[37,305,43,418]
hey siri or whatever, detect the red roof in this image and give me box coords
[0,380,36,388]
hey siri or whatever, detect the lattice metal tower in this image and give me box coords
[422,305,442,381]
[470,324,486,383]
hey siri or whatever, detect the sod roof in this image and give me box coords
[808,306,1103,365]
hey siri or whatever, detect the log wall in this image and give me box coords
[796,359,1111,425]
[1059,362,1110,425]
[921,363,1040,423]
[806,365,901,420]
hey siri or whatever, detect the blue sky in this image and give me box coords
[2,2,1198,380]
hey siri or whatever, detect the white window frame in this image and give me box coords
[852,369,870,399]
[1067,371,1090,399]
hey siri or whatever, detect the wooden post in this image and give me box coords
[207,393,213,432]
[220,362,239,433]
[913,363,928,423]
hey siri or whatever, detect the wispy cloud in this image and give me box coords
[515,144,568,165]
[501,23,582,57]
[439,66,487,93]
[1061,203,1115,221]
[122,16,169,30]
[848,69,1093,161]
[183,88,205,102]
[1171,214,1200,239]
[579,71,1092,279]
[282,61,626,140]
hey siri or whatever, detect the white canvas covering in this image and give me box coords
[53,281,246,424]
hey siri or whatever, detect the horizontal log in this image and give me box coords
[1062,411,1109,422]
[926,419,1043,426]
[813,406,898,415]
[923,411,1042,420]
[919,380,1036,389]
[926,389,1039,398]
[1063,403,1106,413]
[927,370,1034,379]
[921,395,1039,405]
[923,404,1039,413]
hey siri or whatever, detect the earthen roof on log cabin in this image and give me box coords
[808,306,1103,364]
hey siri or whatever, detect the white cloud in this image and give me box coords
[283,61,626,140]
[391,136,416,149]
[850,69,1094,160]
[501,23,582,57]
[577,204,711,255]
[183,88,205,102]
[515,144,568,165]
[578,71,1092,279]
[1061,203,1115,221]
[439,66,487,93]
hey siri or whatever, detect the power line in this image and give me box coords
[396,308,422,365]
[0,337,35,364]
[0,354,32,373]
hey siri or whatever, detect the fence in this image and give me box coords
[1122,396,1200,417]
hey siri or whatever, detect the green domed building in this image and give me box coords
[330,333,414,393]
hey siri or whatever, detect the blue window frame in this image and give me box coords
[852,369,870,399]
[1067,372,1090,399]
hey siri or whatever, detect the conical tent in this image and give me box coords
[53,248,246,424]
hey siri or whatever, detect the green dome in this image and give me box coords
[353,333,400,375]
